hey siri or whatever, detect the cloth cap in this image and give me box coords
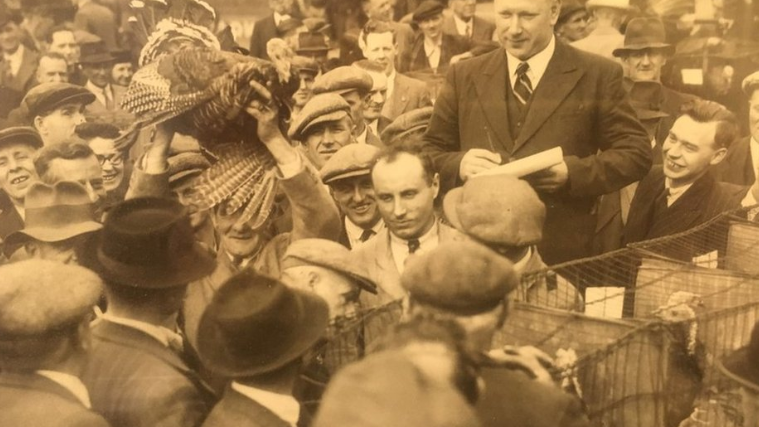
[380,106,434,145]
[0,259,102,336]
[281,238,378,294]
[288,93,351,140]
[612,17,673,57]
[412,0,445,22]
[312,66,373,96]
[320,144,380,184]
[0,126,42,150]
[742,71,759,97]
[401,240,519,315]
[292,55,320,76]
[585,0,633,10]
[23,82,96,118]
[313,350,482,427]
[443,175,545,247]
[718,320,759,393]
[167,152,211,186]
[557,1,586,26]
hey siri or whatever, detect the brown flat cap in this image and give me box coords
[288,93,351,141]
[413,0,445,22]
[0,126,42,150]
[23,82,96,118]
[443,175,545,247]
[312,66,373,96]
[380,107,433,145]
[401,240,518,315]
[168,152,211,186]
[320,144,380,184]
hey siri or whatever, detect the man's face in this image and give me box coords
[0,21,21,54]
[419,14,444,40]
[26,234,89,265]
[621,49,667,82]
[36,56,69,84]
[293,70,316,108]
[494,0,559,60]
[82,62,113,88]
[330,174,381,228]
[287,265,360,321]
[341,90,366,132]
[213,201,265,259]
[111,62,133,86]
[0,143,38,203]
[35,102,87,145]
[88,137,125,192]
[269,0,294,14]
[662,115,725,187]
[362,32,396,75]
[749,90,759,142]
[172,177,209,229]
[46,155,106,202]
[364,71,387,122]
[365,0,394,22]
[372,153,439,239]
[556,10,589,42]
[450,0,477,20]
[303,116,354,169]
[48,31,80,65]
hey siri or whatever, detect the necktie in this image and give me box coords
[408,239,421,254]
[104,87,114,110]
[465,22,472,38]
[359,229,375,242]
[514,62,533,105]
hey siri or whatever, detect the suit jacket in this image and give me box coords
[0,46,39,94]
[75,2,119,50]
[441,14,496,44]
[201,388,292,427]
[249,15,278,60]
[0,373,111,427]
[476,364,590,427]
[381,72,432,121]
[400,32,471,75]
[84,84,128,116]
[423,42,651,264]
[712,136,755,186]
[624,166,748,244]
[81,320,217,427]
[0,189,23,241]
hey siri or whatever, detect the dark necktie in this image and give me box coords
[514,62,533,105]
[653,187,670,219]
[359,228,375,242]
[408,239,421,254]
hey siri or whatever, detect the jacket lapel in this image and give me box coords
[474,50,513,152]
[647,174,713,239]
[512,42,584,153]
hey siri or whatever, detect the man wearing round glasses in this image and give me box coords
[76,122,130,202]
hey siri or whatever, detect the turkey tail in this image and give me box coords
[237,169,279,230]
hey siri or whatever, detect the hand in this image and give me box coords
[140,121,175,174]
[459,149,501,181]
[488,345,557,386]
[245,80,284,145]
[450,52,473,65]
[523,161,569,193]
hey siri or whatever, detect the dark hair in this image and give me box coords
[372,137,436,185]
[34,141,96,181]
[353,59,386,74]
[361,20,397,46]
[76,122,121,141]
[103,280,187,309]
[679,100,738,149]
[44,24,74,44]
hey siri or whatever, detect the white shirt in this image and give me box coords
[453,13,472,37]
[345,217,384,249]
[273,11,292,27]
[101,313,183,349]
[4,44,25,77]
[664,178,693,207]
[424,36,443,70]
[231,382,300,427]
[368,119,379,136]
[85,81,113,107]
[355,125,368,145]
[390,221,439,273]
[749,136,759,177]
[505,35,556,92]
[36,370,92,408]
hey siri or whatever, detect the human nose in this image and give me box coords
[507,16,523,34]
[393,199,406,217]
[640,53,651,65]
[352,186,365,202]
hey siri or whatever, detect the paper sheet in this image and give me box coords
[477,147,564,178]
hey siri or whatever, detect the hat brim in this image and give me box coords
[442,187,465,231]
[4,222,102,255]
[0,127,43,149]
[80,54,116,65]
[323,168,372,185]
[612,44,674,57]
[197,285,330,377]
[299,110,349,139]
[718,346,759,393]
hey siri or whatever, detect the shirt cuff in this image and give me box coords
[742,190,757,208]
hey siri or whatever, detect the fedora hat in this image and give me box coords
[612,17,674,57]
[719,320,759,393]
[81,197,215,288]
[4,181,101,257]
[296,31,329,54]
[197,269,329,377]
[79,40,115,65]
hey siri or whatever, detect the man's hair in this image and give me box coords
[679,100,738,150]
[34,141,96,182]
[76,122,121,141]
[103,280,187,310]
[361,19,397,46]
[372,137,436,185]
[39,51,68,64]
[44,24,75,44]
[353,59,386,74]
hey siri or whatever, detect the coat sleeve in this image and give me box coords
[278,158,341,242]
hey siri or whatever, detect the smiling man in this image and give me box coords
[290,93,356,169]
[0,8,39,94]
[0,127,42,240]
[77,122,130,202]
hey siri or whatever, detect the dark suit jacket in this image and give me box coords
[441,14,495,44]
[400,32,471,75]
[423,42,651,264]
[249,15,278,60]
[381,72,432,121]
[81,320,217,427]
[0,46,39,94]
[0,373,111,427]
[201,388,294,427]
[712,136,755,186]
[0,189,24,240]
[624,166,748,244]
[476,365,589,427]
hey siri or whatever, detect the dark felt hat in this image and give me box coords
[197,269,329,377]
[718,320,759,393]
[23,83,96,118]
[0,126,42,150]
[625,79,669,120]
[80,197,215,288]
[612,17,674,57]
[320,144,380,184]
[412,0,445,22]
[401,240,519,315]
[557,1,586,26]
[296,31,330,54]
[111,49,133,64]
[79,40,116,65]
[380,106,434,145]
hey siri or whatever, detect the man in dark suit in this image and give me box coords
[625,100,755,244]
[80,198,218,427]
[423,0,651,264]
[0,260,110,427]
[442,0,496,44]
[249,0,294,60]
[713,71,759,186]
[0,9,39,95]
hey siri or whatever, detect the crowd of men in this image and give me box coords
[2,0,759,425]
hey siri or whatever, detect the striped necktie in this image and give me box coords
[514,62,533,105]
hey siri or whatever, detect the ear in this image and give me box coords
[549,0,561,25]
[33,116,45,134]
[710,146,728,166]
[431,172,440,199]
[24,241,40,258]
[307,270,320,287]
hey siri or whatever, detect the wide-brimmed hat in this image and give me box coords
[79,40,115,65]
[80,197,215,288]
[612,17,673,57]
[197,269,329,377]
[4,181,101,257]
[0,126,42,150]
[296,31,329,54]
[718,320,759,393]
[625,79,669,121]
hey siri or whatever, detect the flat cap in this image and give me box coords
[23,82,96,118]
[320,144,380,184]
[743,71,759,97]
[443,175,545,247]
[0,126,42,150]
[401,240,518,315]
[380,106,434,145]
[0,259,102,336]
[288,93,351,141]
[282,238,378,294]
[413,0,445,22]
[168,151,211,186]
[312,66,373,96]
[292,55,320,76]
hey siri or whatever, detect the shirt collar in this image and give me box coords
[36,370,92,408]
[273,11,292,26]
[356,125,368,144]
[345,216,384,245]
[231,382,300,427]
[100,313,181,348]
[3,43,24,61]
[389,220,438,247]
[452,13,472,35]
[664,177,694,207]
[424,36,443,53]
[512,246,533,276]
[505,35,555,90]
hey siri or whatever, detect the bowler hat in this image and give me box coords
[718,320,759,393]
[81,197,215,288]
[112,49,133,64]
[0,126,42,150]
[197,269,329,377]
[443,175,545,247]
[320,144,380,184]
[296,31,329,54]
[23,83,96,118]
[412,0,445,22]
[288,93,351,140]
[625,80,669,121]
[312,66,373,96]
[4,181,101,257]
[742,70,759,97]
[380,107,434,145]
[79,40,116,65]
[281,238,378,294]
[612,17,673,57]
[402,240,519,315]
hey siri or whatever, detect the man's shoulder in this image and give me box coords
[204,390,289,427]
[473,15,495,29]
[395,72,428,90]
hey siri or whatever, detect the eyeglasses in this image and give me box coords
[96,153,124,166]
